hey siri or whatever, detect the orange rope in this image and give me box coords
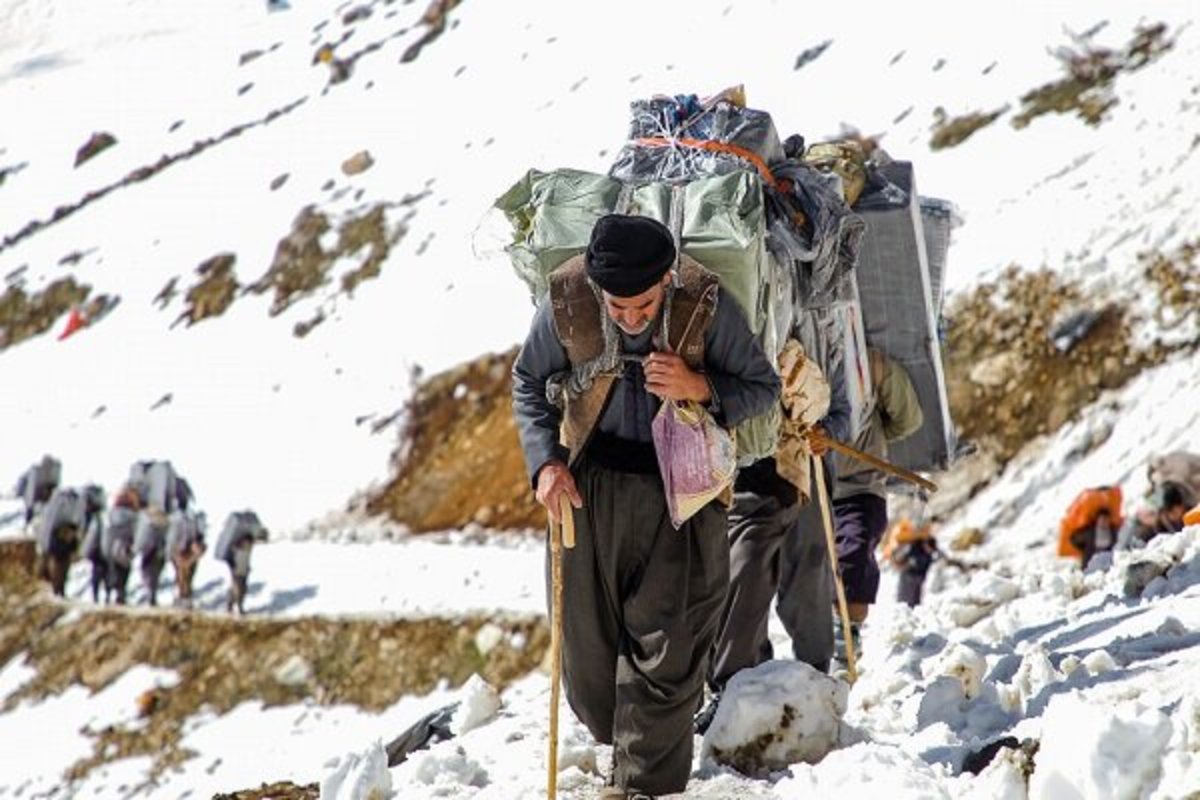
[634,136,787,192]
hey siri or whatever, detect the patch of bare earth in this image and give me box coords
[368,348,544,531]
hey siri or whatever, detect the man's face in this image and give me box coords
[1165,504,1187,526]
[602,274,669,336]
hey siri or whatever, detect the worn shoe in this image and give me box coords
[693,691,721,735]
[832,615,863,674]
[598,790,656,800]
[598,788,656,799]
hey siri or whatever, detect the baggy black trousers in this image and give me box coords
[549,456,729,796]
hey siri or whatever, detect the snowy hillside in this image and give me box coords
[2,0,1200,798]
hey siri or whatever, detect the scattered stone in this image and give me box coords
[168,120,185,132]
[794,40,832,71]
[0,276,91,353]
[1013,23,1174,129]
[341,150,374,176]
[962,736,1020,775]
[930,105,1007,150]
[274,654,314,688]
[177,253,238,326]
[1123,560,1171,598]
[270,173,290,191]
[238,83,254,96]
[343,5,372,24]
[74,132,117,167]
[150,393,173,411]
[154,277,179,310]
[238,50,265,66]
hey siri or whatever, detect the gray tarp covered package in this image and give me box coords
[854,161,955,472]
[133,511,169,557]
[20,456,61,509]
[609,94,785,184]
[37,489,85,552]
[165,512,203,558]
[81,516,104,560]
[103,507,138,567]
[919,196,959,318]
[214,511,265,563]
[128,460,180,513]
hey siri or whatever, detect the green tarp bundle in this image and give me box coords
[495,167,783,463]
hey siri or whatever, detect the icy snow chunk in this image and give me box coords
[1081,649,1118,676]
[321,740,392,800]
[1011,645,1060,708]
[1030,694,1172,800]
[449,674,500,736]
[702,660,846,776]
[925,643,988,699]
[916,677,966,730]
[1059,654,1083,677]
[274,654,314,687]
[473,622,504,656]
[939,571,1021,627]
[409,744,488,788]
[1158,693,1200,798]
[951,744,1031,800]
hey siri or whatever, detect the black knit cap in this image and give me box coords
[585,214,676,297]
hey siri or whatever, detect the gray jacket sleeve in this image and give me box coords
[820,350,851,443]
[511,299,571,485]
[702,293,781,427]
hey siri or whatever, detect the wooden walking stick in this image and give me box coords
[813,434,939,494]
[547,494,575,799]
[813,455,859,684]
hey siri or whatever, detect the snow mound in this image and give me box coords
[775,741,949,798]
[703,660,847,776]
[320,740,392,800]
[1030,693,1174,800]
[449,674,501,736]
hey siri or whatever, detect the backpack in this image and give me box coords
[166,511,204,558]
[214,511,264,563]
[104,507,138,568]
[1058,486,1123,558]
[37,488,85,554]
[493,90,871,463]
[849,159,958,472]
[133,510,169,557]
[128,460,181,513]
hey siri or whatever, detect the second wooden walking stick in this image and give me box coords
[813,455,859,684]
[547,494,575,800]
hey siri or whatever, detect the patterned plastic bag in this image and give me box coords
[652,399,737,529]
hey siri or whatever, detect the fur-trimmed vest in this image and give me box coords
[548,253,720,466]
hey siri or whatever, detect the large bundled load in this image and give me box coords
[848,157,958,471]
[494,87,956,473]
[127,460,186,514]
[103,506,138,568]
[494,88,871,462]
[17,455,61,515]
[133,509,169,558]
[214,511,267,563]
[36,488,85,555]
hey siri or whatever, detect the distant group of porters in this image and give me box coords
[15,455,268,615]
